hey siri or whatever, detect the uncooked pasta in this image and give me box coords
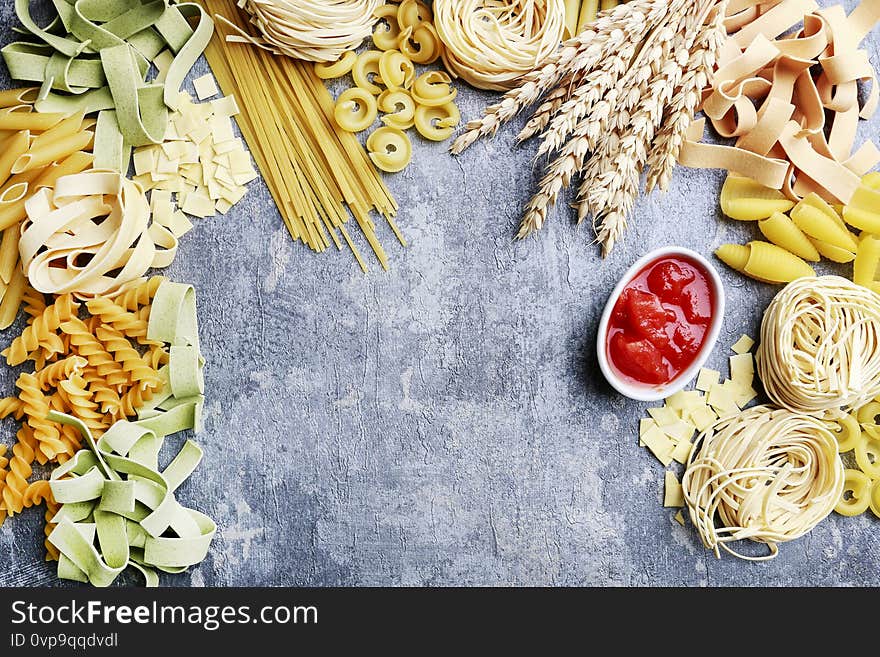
[434,0,567,91]
[757,276,880,413]
[221,0,383,62]
[682,405,844,561]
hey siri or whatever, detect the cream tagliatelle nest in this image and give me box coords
[434,0,567,91]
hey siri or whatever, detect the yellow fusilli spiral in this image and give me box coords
[0,445,7,526]
[21,479,60,561]
[16,372,65,462]
[146,344,169,369]
[118,383,158,418]
[2,294,78,366]
[58,375,109,437]
[87,298,159,346]
[0,425,36,516]
[60,317,128,388]
[0,396,23,420]
[95,326,160,390]
[81,367,121,415]
[35,355,88,391]
[111,275,164,312]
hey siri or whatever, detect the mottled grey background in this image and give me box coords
[1,1,879,587]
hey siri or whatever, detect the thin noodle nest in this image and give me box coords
[231,0,384,62]
[434,0,566,91]
[682,405,844,561]
[757,275,880,413]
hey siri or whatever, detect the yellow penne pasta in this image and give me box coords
[0,130,30,186]
[853,233,880,289]
[11,131,92,174]
[758,211,820,261]
[29,110,85,152]
[809,237,856,263]
[791,193,858,251]
[0,226,19,284]
[720,175,794,220]
[744,241,815,283]
[0,88,36,109]
[0,110,66,132]
[0,264,26,329]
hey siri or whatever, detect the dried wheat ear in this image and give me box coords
[452,0,728,257]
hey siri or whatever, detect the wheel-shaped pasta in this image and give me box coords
[411,71,457,107]
[378,89,416,130]
[373,5,403,51]
[379,50,415,90]
[855,431,880,478]
[715,241,815,284]
[844,172,880,233]
[334,88,378,133]
[757,211,819,261]
[414,102,460,141]
[367,127,412,173]
[399,22,443,65]
[314,51,357,80]
[352,50,384,95]
[398,0,433,29]
[720,175,794,220]
[835,469,873,516]
[791,193,858,252]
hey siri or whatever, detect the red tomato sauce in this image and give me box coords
[607,255,714,386]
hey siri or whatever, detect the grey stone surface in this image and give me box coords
[1,0,879,587]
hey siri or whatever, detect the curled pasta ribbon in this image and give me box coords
[411,71,457,108]
[226,0,383,62]
[379,50,416,90]
[757,275,880,413]
[433,0,566,90]
[314,51,357,80]
[20,170,178,297]
[378,89,416,130]
[829,413,861,453]
[367,127,413,173]
[373,5,403,51]
[399,22,443,65]
[682,405,844,561]
[682,0,880,204]
[352,50,384,95]
[414,102,460,142]
[398,0,433,30]
[334,88,378,133]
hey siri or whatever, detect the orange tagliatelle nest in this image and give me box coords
[681,0,880,204]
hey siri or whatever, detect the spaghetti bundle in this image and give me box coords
[434,0,567,91]
[757,276,880,413]
[682,405,844,561]
[224,0,383,62]
[204,0,401,271]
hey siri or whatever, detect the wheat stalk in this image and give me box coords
[516,71,580,143]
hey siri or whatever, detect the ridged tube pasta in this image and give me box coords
[352,51,384,95]
[373,5,403,51]
[835,469,873,516]
[720,175,795,221]
[853,234,880,291]
[843,173,880,233]
[314,51,357,80]
[399,22,443,65]
[412,71,457,107]
[791,194,858,252]
[398,0,433,29]
[716,241,814,284]
[16,372,64,462]
[810,238,856,263]
[414,102,460,141]
[758,212,819,261]
[334,88,378,133]
[379,50,415,90]
[378,89,416,130]
[367,127,413,173]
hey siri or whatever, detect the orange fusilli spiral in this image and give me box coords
[2,294,78,366]
[95,326,161,389]
[16,373,65,462]
[60,318,128,387]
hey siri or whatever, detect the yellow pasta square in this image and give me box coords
[731,334,755,354]
[641,425,675,467]
[695,368,720,392]
[193,74,219,100]
[664,471,684,507]
[671,439,692,464]
[729,353,755,383]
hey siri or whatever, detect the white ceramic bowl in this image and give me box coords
[596,246,725,402]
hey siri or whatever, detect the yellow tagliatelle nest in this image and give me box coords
[682,405,844,561]
[757,276,880,414]
[433,0,566,91]
[221,0,384,62]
